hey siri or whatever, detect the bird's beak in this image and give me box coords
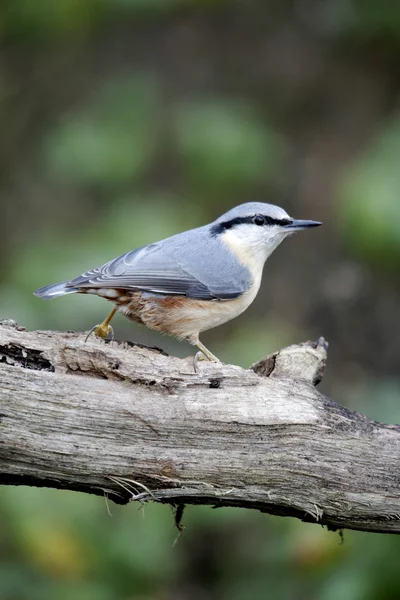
[285,219,322,231]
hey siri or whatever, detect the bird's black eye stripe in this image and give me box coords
[264,216,292,226]
[211,215,292,235]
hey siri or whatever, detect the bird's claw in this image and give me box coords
[85,323,114,343]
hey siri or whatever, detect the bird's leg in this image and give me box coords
[188,336,220,372]
[196,340,219,362]
[85,307,117,342]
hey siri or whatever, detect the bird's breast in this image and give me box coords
[112,277,261,339]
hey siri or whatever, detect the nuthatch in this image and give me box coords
[34,203,321,368]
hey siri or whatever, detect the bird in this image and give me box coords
[34,202,321,369]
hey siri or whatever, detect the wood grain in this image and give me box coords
[1,319,399,534]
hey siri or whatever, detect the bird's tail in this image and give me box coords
[34,281,78,300]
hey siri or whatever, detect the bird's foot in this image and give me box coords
[85,307,117,342]
[85,322,114,343]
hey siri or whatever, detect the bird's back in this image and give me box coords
[35,224,253,302]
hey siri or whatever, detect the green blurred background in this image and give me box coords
[1,1,400,598]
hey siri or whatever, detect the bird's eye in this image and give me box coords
[253,215,265,226]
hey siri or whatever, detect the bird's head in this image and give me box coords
[211,202,322,266]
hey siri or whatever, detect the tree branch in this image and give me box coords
[1,319,399,534]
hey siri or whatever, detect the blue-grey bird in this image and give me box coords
[34,203,321,366]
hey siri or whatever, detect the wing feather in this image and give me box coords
[66,243,236,300]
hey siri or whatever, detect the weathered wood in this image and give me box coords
[0,319,399,534]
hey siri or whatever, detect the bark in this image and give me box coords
[1,319,399,534]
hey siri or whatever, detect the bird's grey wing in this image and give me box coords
[66,242,242,300]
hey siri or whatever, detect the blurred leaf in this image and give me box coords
[175,99,284,190]
[1,0,223,41]
[338,115,400,270]
[352,0,400,45]
[1,0,101,40]
[20,523,92,578]
[320,569,373,600]
[44,77,159,186]
[0,487,178,599]
[97,0,189,9]
[300,0,400,44]
[290,522,345,569]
